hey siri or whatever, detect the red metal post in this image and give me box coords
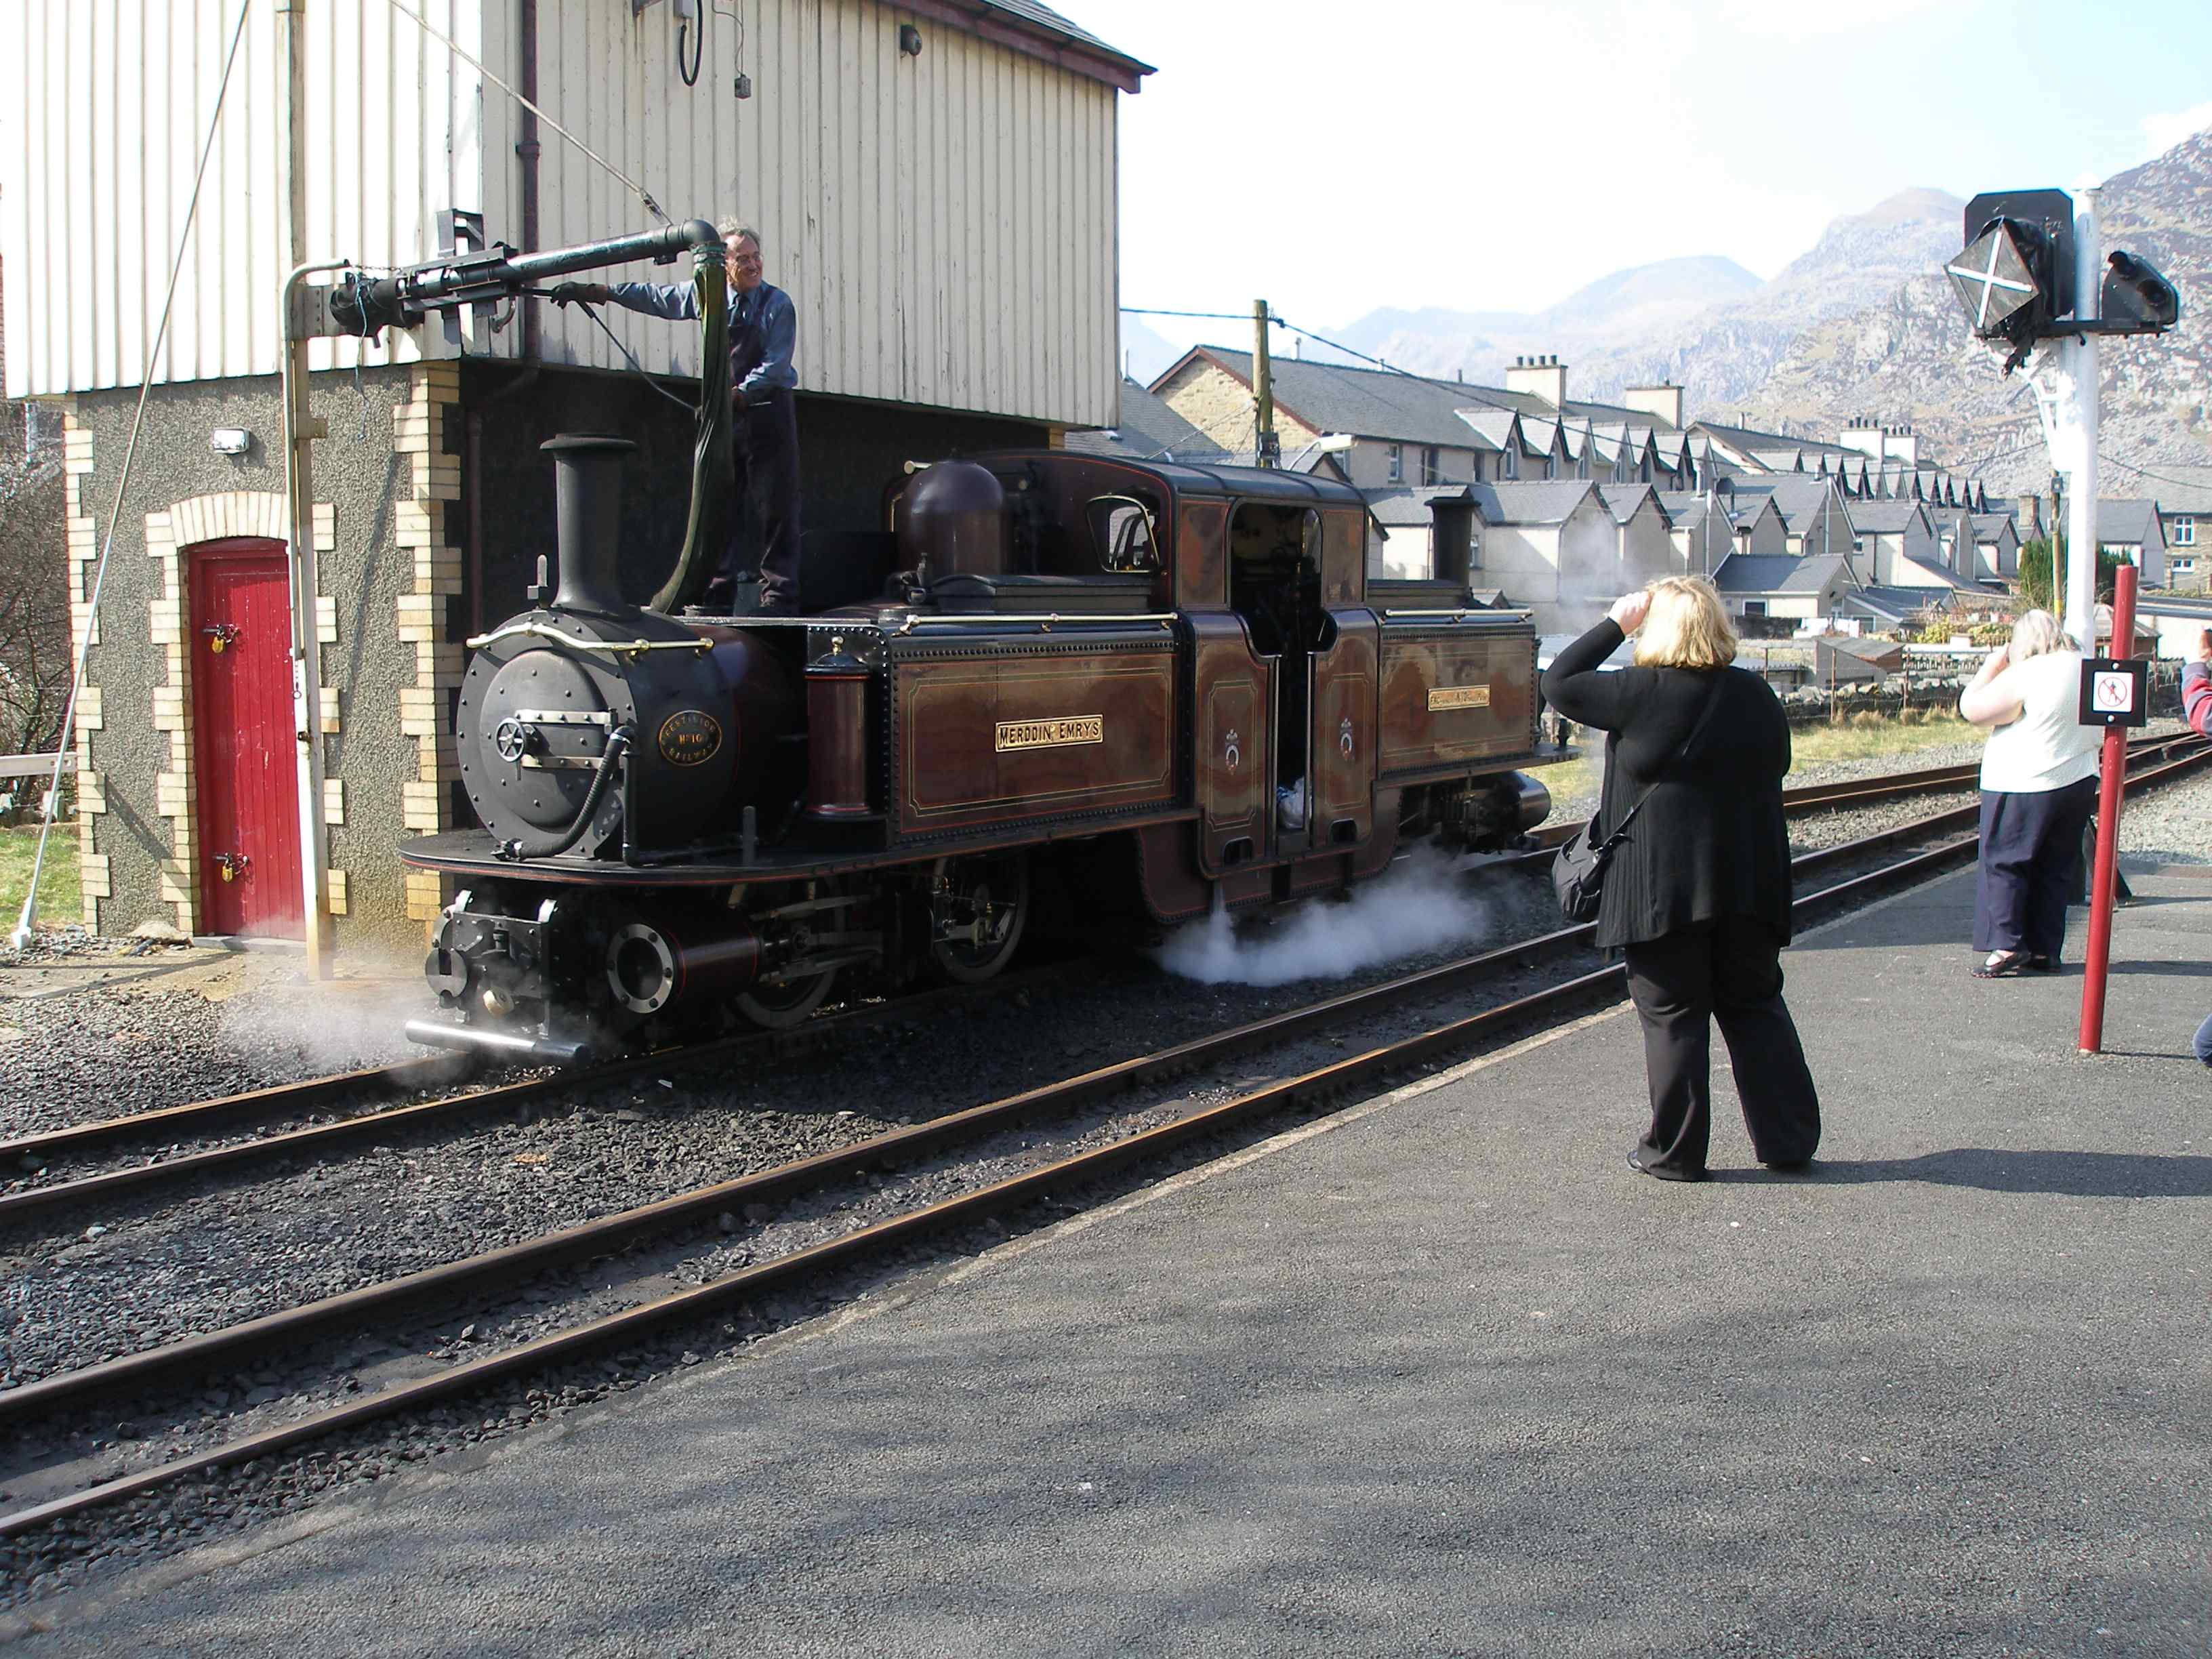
[2077,562,2138,1054]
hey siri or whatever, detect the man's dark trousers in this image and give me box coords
[1621,915,1822,1176]
[729,392,802,610]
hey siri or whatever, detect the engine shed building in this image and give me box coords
[2,0,1147,952]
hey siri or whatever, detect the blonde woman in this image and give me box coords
[1541,579,1820,1183]
[1959,609,2102,977]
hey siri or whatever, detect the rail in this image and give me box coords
[3,741,2209,1542]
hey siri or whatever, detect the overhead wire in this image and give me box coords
[2097,449,2212,493]
[374,0,672,226]
[547,291,699,412]
[11,0,255,951]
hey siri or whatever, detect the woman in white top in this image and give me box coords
[1959,609,2102,978]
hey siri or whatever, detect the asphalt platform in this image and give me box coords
[10,865,2211,1657]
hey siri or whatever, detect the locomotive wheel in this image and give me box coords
[732,967,838,1031]
[731,876,844,1031]
[926,851,1030,985]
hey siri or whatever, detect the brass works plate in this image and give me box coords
[995,715,1105,752]
[1429,684,1492,711]
[657,709,724,766]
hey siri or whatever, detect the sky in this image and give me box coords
[1057,0,2212,350]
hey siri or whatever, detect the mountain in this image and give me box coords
[1294,197,1965,413]
[1119,313,1187,385]
[1315,255,1761,384]
[1741,131,2212,495]
[1574,189,1966,409]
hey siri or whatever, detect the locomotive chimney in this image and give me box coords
[541,434,638,614]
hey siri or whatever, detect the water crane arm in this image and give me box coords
[330,219,721,337]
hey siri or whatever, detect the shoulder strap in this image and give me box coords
[1595,672,1728,851]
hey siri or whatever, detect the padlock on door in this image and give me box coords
[203,622,241,656]
[213,852,250,884]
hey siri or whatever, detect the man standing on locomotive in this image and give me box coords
[552,220,803,615]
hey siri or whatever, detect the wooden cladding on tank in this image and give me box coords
[1378,627,1539,781]
[890,638,1174,838]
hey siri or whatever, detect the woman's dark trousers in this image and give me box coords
[1621,916,1822,1176]
[1973,776,2098,958]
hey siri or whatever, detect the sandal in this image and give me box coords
[1972,949,2032,979]
[2028,954,2060,973]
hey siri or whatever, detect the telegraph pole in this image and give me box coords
[1252,300,1279,467]
[2049,473,2064,615]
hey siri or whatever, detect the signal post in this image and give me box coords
[1941,188,2179,1055]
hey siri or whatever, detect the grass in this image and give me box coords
[1529,710,1983,821]
[0,823,83,935]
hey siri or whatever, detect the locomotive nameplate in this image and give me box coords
[1429,684,1492,711]
[657,710,724,766]
[994,715,1103,752]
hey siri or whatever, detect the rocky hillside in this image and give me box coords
[1584,188,1965,408]
[1321,256,1761,386]
[1742,131,2212,495]
[1303,192,1964,411]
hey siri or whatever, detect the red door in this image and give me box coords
[189,540,304,938]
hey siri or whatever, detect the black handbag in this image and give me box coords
[1551,675,1727,924]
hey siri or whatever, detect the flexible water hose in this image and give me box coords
[495,726,633,861]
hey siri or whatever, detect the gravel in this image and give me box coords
[0,951,424,1141]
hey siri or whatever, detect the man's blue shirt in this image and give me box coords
[605,280,798,396]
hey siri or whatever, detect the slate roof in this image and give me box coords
[1726,474,1841,533]
[2096,499,2165,544]
[1457,385,1660,426]
[1597,484,1658,525]
[1847,499,1927,535]
[1065,380,1229,464]
[1972,514,2019,541]
[1844,585,1954,621]
[1658,491,1718,528]
[979,3,1152,75]
[1454,409,1519,453]
[1468,480,1599,527]
[1160,349,1511,452]
[1711,552,1851,596]
[1364,485,1469,527]
[1691,420,1862,461]
[1722,493,1786,533]
[2131,464,2212,513]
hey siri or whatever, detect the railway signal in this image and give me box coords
[1943,184,2182,1057]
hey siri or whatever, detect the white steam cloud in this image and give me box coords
[1153,844,1491,988]
[218,961,428,1076]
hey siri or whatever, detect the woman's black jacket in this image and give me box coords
[1540,619,1794,950]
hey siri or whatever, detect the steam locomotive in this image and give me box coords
[367,223,1555,1065]
[400,437,1554,1064]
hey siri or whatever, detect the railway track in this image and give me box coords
[3,733,2204,1544]
[1,729,2200,1233]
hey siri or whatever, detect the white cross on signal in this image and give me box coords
[1946,232,2036,330]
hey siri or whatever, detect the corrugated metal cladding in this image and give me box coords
[3,1,1123,430]
[0,0,485,394]
[491,0,1120,428]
